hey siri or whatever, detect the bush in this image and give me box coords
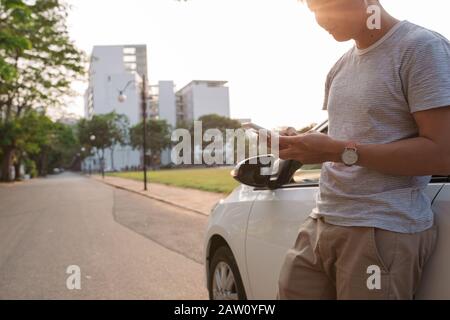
[24,158,38,178]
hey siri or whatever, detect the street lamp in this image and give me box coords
[118,74,149,191]
[80,147,86,173]
[118,93,127,103]
[89,134,103,178]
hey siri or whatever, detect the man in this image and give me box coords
[276,0,450,299]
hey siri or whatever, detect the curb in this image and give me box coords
[92,177,210,217]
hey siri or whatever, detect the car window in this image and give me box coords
[292,164,322,184]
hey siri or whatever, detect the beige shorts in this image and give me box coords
[277,217,438,300]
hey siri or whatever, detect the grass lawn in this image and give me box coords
[107,167,240,194]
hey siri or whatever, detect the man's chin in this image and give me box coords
[330,32,352,42]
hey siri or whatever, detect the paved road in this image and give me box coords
[0,173,208,299]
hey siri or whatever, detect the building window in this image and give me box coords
[123,55,136,62]
[123,47,136,55]
[125,62,137,71]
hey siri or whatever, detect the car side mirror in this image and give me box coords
[231,155,277,188]
[231,155,303,190]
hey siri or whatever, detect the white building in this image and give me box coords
[150,80,231,165]
[150,81,177,166]
[176,80,230,124]
[83,44,232,169]
[84,44,149,171]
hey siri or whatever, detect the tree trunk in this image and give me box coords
[101,149,105,179]
[0,147,15,182]
[14,155,22,181]
[39,150,48,177]
[110,146,115,171]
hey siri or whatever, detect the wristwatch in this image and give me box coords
[341,141,359,166]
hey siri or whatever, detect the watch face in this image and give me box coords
[342,149,358,165]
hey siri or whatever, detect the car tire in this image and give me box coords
[208,246,247,300]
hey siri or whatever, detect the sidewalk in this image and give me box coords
[91,175,227,216]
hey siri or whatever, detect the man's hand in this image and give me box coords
[279,127,299,137]
[264,127,298,147]
[278,132,346,164]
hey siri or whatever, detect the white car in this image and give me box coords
[203,121,450,300]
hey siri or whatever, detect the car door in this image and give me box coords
[243,122,329,299]
[416,179,450,299]
[245,165,321,299]
[245,166,446,300]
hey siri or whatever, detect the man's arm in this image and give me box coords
[278,106,450,176]
[353,106,450,176]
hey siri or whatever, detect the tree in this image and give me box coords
[46,121,79,173]
[0,0,33,83]
[198,114,244,165]
[77,112,129,174]
[175,114,243,166]
[78,115,111,174]
[129,119,171,168]
[15,110,54,178]
[106,112,129,171]
[0,0,85,181]
[0,109,77,180]
[197,114,242,133]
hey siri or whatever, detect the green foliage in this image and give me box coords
[108,168,239,194]
[175,114,247,164]
[129,119,172,159]
[0,0,85,181]
[0,0,33,82]
[197,114,242,132]
[77,112,129,157]
[0,110,50,155]
[78,115,111,154]
[18,110,53,154]
[107,112,130,147]
[0,109,80,179]
[0,0,85,121]
[24,157,37,178]
[47,121,79,171]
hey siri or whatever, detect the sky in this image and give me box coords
[65,0,450,129]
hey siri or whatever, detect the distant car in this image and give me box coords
[203,120,450,300]
[53,168,61,174]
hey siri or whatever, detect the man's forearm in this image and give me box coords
[331,137,450,176]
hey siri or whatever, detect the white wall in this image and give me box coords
[84,45,145,170]
[158,81,176,127]
[158,81,177,166]
[90,46,141,125]
[192,83,230,119]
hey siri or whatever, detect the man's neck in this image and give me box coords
[355,11,400,50]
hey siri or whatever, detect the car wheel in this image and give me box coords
[208,246,247,300]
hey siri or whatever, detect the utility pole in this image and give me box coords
[141,74,148,191]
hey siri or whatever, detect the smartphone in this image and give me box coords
[241,122,274,136]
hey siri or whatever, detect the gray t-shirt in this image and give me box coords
[310,20,450,233]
